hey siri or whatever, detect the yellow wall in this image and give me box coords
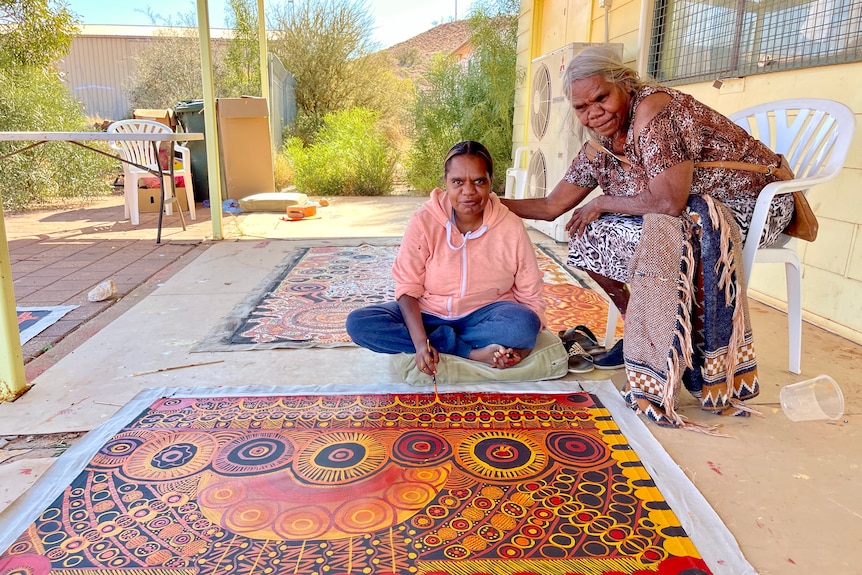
[515,0,862,343]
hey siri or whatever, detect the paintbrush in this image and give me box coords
[426,338,438,399]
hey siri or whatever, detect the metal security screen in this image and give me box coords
[649,0,862,83]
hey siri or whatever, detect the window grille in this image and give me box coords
[648,0,862,84]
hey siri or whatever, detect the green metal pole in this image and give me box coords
[196,0,224,241]
[0,205,28,401]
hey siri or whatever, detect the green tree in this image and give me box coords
[0,1,114,211]
[223,0,261,97]
[127,1,269,109]
[0,0,77,67]
[126,29,219,110]
[407,0,521,193]
[268,0,408,143]
[405,55,462,192]
[128,4,265,111]
[126,8,236,110]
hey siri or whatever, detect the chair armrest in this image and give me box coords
[513,146,529,169]
[742,174,834,275]
[172,143,192,167]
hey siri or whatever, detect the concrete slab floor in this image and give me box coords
[1,196,859,573]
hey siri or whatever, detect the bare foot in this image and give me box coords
[469,344,523,369]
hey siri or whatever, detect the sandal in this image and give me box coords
[565,340,595,374]
[558,325,605,356]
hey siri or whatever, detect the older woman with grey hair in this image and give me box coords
[502,45,794,431]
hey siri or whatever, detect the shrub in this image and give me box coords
[406,0,521,194]
[283,108,395,196]
[404,55,461,192]
[0,66,115,212]
[272,152,294,191]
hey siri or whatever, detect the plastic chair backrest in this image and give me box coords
[730,99,854,274]
[107,119,173,170]
[729,98,854,184]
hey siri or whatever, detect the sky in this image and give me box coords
[65,0,475,48]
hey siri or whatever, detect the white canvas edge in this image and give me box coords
[0,380,755,575]
[16,305,79,345]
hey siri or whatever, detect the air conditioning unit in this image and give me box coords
[521,43,623,242]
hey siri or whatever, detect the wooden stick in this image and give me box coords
[132,359,224,377]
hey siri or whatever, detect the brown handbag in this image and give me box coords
[783,192,819,241]
[694,154,819,242]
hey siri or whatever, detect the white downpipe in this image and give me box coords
[636,0,656,76]
[604,2,611,43]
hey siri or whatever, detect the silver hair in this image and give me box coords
[561,45,655,102]
[559,45,656,139]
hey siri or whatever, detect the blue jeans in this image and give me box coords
[346,301,542,358]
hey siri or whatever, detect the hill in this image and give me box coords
[384,20,471,82]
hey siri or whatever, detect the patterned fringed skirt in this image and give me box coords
[568,194,780,432]
[622,195,761,431]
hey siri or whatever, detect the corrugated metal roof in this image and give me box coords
[77,24,234,39]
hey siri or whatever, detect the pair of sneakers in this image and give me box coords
[559,325,624,373]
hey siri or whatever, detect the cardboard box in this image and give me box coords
[216,97,276,200]
[138,187,190,213]
[133,108,177,130]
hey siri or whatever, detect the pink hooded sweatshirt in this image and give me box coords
[393,188,547,325]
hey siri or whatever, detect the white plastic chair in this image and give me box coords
[107,119,196,225]
[729,98,854,374]
[604,99,855,374]
[504,146,529,199]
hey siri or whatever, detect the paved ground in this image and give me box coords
[4,193,212,377]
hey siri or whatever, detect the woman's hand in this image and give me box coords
[398,294,438,376]
[566,197,604,237]
[417,343,438,376]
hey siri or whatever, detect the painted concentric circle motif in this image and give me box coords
[151,397,197,412]
[384,479,438,511]
[272,505,330,540]
[392,430,452,465]
[283,281,328,295]
[211,432,294,476]
[545,432,612,469]
[197,479,247,510]
[456,431,547,481]
[224,499,277,534]
[92,432,149,467]
[294,431,387,485]
[333,497,396,534]
[121,432,217,482]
